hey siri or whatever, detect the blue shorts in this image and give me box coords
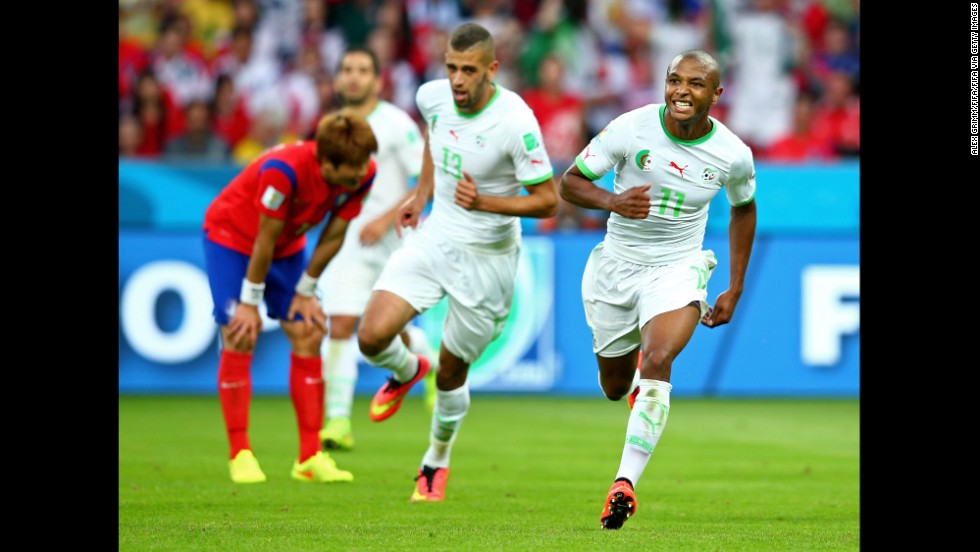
[202,233,307,325]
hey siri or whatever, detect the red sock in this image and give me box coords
[218,350,253,459]
[290,353,324,462]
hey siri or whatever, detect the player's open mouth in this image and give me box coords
[453,90,468,102]
[672,100,693,113]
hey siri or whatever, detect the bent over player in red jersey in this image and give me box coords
[202,110,378,483]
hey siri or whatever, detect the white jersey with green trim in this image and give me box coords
[416,79,554,244]
[575,103,756,265]
[359,100,424,221]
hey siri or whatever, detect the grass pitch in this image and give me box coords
[119,395,859,551]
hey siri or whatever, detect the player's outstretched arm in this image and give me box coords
[702,200,756,328]
[560,165,651,219]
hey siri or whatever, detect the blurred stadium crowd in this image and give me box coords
[119,0,859,230]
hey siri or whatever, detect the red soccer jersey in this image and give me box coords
[203,141,376,258]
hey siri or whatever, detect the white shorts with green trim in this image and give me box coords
[582,242,717,357]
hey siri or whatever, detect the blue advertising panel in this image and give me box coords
[119,232,859,397]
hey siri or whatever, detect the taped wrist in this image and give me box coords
[239,278,265,306]
[295,272,318,297]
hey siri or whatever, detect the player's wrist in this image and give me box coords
[295,272,318,297]
[239,278,265,306]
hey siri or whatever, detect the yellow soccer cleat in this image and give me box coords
[291,451,354,483]
[229,449,267,484]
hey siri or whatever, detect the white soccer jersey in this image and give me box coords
[416,79,554,244]
[575,104,756,265]
[360,100,425,221]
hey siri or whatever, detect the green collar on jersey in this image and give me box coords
[454,83,502,118]
[659,104,717,145]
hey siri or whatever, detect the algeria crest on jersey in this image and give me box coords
[701,167,719,182]
[635,149,653,172]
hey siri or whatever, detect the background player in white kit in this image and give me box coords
[315,46,437,451]
[356,23,558,502]
[560,50,758,530]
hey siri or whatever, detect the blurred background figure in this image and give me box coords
[761,91,836,163]
[211,73,253,151]
[231,101,297,165]
[151,13,214,108]
[164,99,232,163]
[722,0,800,152]
[130,70,187,158]
[810,69,859,158]
[119,114,145,158]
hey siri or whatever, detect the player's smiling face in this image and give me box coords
[336,52,378,106]
[445,47,498,113]
[664,57,721,122]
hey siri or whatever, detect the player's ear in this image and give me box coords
[711,86,723,105]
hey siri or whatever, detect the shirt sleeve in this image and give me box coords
[725,144,757,207]
[573,112,631,181]
[396,117,425,181]
[509,109,554,186]
[254,158,297,219]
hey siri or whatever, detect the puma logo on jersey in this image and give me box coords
[668,161,688,177]
[531,158,544,165]
[449,130,460,143]
[583,145,596,159]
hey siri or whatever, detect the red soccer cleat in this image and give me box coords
[600,479,637,529]
[410,465,449,502]
[369,354,431,422]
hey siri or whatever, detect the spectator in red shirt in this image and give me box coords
[762,91,837,163]
[811,70,860,157]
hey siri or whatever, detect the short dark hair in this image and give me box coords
[449,23,494,58]
[339,46,380,76]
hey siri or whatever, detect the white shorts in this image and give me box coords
[582,242,717,357]
[373,224,520,364]
[317,220,403,316]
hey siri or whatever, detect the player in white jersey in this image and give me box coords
[315,47,437,452]
[560,50,757,530]
[356,23,558,502]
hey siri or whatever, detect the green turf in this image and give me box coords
[119,395,859,551]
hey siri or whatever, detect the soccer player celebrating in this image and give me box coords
[315,46,437,452]
[356,22,558,502]
[202,110,378,484]
[560,50,757,529]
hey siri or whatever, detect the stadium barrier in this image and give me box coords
[118,161,859,397]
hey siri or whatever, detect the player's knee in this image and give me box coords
[599,373,632,401]
[357,324,387,356]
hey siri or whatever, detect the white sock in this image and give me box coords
[405,324,437,370]
[362,334,418,383]
[322,337,357,419]
[615,379,672,488]
[421,383,470,469]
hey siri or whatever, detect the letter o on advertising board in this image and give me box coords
[120,260,216,363]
